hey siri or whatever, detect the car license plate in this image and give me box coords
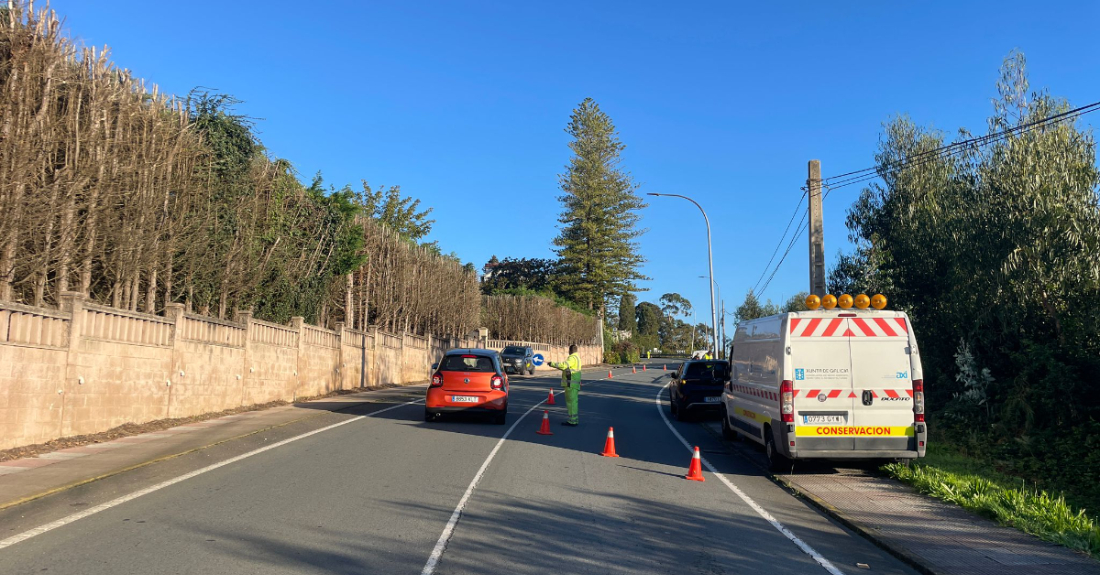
[452,396,480,403]
[803,415,844,424]
[704,396,721,403]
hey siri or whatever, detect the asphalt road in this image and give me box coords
[0,362,918,575]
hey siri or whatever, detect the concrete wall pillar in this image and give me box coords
[57,291,86,437]
[334,321,346,390]
[234,309,253,406]
[164,302,186,418]
[290,316,304,401]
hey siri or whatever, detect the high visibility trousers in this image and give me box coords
[564,384,580,423]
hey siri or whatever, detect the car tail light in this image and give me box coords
[780,380,794,423]
[913,379,925,422]
[431,373,443,387]
[490,375,504,390]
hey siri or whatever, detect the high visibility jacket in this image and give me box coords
[549,353,582,387]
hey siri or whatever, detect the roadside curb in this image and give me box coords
[696,421,941,575]
[771,474,940,575]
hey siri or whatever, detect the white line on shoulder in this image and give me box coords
[655,383,846,575]
[0,398,424,551]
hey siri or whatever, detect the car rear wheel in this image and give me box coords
[675,401,690,421]
[424,409,435,422]
[492,406,508,425]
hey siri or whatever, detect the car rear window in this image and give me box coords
[685,361,730,380]
[441,355,496,372]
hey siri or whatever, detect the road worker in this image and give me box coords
[548,344,583,426]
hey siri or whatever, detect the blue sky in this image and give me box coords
[50,1,1100,326]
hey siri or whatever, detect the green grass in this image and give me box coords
[883,446,1100,556]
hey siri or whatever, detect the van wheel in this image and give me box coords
[721,408,737,441]
[765,427,790,473]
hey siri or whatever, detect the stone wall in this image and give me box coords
[0,295,603,451]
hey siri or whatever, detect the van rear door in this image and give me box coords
[847,316,915,451]
[789,316,855,451]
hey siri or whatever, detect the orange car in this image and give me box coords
[425,349,509,424]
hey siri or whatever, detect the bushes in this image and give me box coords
[603,341,639,365]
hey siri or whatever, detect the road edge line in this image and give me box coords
[0,398,423,551]
[0,387,428,512]
[694,421,941,575]
[655,383,846,575]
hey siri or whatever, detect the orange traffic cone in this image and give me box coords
[663,364,667,371]
[536,410,553,435]
[608,370,613,379]
[643,364,647,371]
[547,389,556,405]
[685,446,705,481]
[601,427,619,458]
[632,365,637,374]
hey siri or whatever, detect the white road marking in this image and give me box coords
[0,398,424,551]
[420,389,563,575]
[655,383,847,575]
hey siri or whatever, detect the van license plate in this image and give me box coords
[803,415,844,424]
[452,396,479,403]
[704,396,721,403]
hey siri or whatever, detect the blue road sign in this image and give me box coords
[531,353,544,367]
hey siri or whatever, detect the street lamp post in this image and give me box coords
[700,275,722,359]
[650,193,718,358]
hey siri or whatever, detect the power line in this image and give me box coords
[752,100,1100,301]
[822,100,1100,189]
[749,188,807,295]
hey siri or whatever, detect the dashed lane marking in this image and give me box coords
[655,383,846,575]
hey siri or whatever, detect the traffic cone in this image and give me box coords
[536,410,553,435]
[663,364,667,371]
[600,427,619,457]
[643,364,647,371]
[547,389,556,405]
[608,370,613,379]
[632,365,637,374]
[685,446,705,482]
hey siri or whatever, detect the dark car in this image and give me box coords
[425,349,508,424]
[668,360,730,421]
[500,345,535,376]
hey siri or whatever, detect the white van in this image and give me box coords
[721,308,927,471]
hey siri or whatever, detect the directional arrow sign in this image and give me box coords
[531,353,544,367]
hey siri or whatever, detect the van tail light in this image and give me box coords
[431,373,443,388]
[913,379,925,422]
[780,380,794,423]
[491,375,504,390]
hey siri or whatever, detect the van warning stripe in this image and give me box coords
[791,316,908,337]
[821,318,844,337]
[874,318,898,337]
[851,318,877,337]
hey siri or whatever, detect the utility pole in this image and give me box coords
[808,160,826,297]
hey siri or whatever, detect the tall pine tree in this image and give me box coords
[554,98,648,314]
